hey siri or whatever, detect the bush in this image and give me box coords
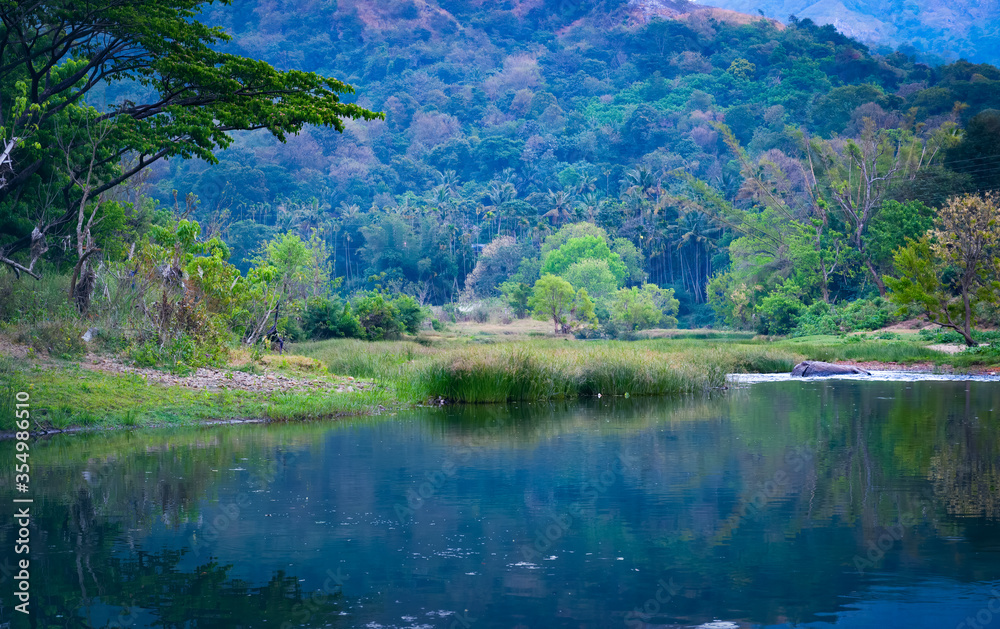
[303,297,364,340]
[473,307,490,323]
[756,293,804,335]
[126,333,227,373]
[349,291,426,340]
[793,298,896,336]
[352,292,403,340]
[17,321,87,359]
[392,294,426,334]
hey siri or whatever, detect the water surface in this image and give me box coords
[4,380,1000,628]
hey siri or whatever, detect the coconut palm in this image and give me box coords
[542,188,576,224]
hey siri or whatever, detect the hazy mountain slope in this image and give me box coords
[696,0,1000,63]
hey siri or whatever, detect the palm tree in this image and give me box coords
[674,211,720,302]
[578,191,603,222]
[542,188,576,224]
[435,169,462,197]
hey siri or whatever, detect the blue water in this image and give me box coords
[7,379,1000,628]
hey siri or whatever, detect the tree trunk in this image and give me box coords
[962,288,976,346]
[864,259,886,297]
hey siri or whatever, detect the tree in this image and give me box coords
[823,119,905,296]
[610,284,679,331]
[500,280,533,319]
[0,0,381,279]
[946,109,1000,192]
[540,235,628,284]
[561,258,618,303]
[530,274,575,334]
[529,274,595,334]
[886,192,1000,346]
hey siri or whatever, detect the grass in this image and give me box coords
[297,337,802,403]
[6,321,994,433]
[775,334,948,364]
[0,360,395,433]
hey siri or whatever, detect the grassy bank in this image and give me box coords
[6,327,995,433]
[0,354,396,433]
[295,338,800,403]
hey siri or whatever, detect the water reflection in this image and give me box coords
[2,380,999,628]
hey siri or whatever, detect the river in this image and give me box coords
[3,379,1000,628]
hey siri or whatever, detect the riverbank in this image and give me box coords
[2,329,997,434]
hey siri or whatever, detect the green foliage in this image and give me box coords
[126,334,227,374]
[500,281,533,319]
[560,258,619,303]
[392,294,426,334]
[530,274,576,333]
[0,0,381,278]
[350,291,426,341]
[756,284,805,336]
[352,292,403,341]
[302,297,364,340]
[17,321,87,359]
[865,200,936,270]
[794,298,895,335]
[610,284,680,332]
[886,193,1000,345]
[541,236,627,284]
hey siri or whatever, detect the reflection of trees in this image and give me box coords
[2,424,354,628]
[55,543,342,628]
[6,382,1000,628]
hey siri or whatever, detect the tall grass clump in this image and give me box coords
[421,347,571,403]
[295,338,439,379]
[709,345,800,374]
[419,343,724,403]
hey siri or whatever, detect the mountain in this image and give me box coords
[697,0,1000,64]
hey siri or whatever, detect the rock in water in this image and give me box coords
[791,360,870,377]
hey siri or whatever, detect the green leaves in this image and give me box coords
[541,235,628,284]
[0,0,382,266]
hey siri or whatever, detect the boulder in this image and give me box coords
[791,360,870,377]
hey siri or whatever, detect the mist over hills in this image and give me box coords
[697,0,1000,63]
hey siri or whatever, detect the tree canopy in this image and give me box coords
[0,0,381,278]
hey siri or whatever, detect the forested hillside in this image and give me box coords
[148,0,1000,327]
[5,0,1000,360]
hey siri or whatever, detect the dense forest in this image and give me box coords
[4,0,1000,364]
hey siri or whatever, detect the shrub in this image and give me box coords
[500,281,532,318]
[392,294,426,334]
[18,321,88,359]
[793,298,896,336]
[756,293,804,335]
[352,292,403,340]
[126,332,227,373]
[303,297,365,340]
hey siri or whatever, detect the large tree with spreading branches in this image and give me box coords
[0,0,381,294]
